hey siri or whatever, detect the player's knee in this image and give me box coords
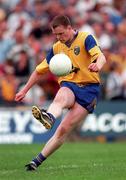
[53,96,65,104]
[53,98,66,109]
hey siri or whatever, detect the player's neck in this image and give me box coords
[70,30,76,40]
[65,30,78,47]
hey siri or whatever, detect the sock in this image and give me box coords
[47,112,56,123]
[32,153,46,167]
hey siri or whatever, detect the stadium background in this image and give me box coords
[0,1,126,179]
[0,0,126,143]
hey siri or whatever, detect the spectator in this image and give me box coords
[0,0,126,104]
[0,63,19,106]
[105,61,125,100]
[0,21,15,64]
[18,83,46,106]
[14,50,30,77]
[29,0,49,27]
[7,1,31,35]
[92,22,112,50]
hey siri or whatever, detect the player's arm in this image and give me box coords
[15,48,55,102]
[88,53,106,72]
[15,60,48,101]
[93,53,106,71]
[85,34,106,72]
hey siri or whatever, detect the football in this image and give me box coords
[49,53,72,76]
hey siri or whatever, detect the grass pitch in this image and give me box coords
[0,142,126,180]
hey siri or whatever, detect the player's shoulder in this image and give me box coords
[78,31,91,37]
[79,31,98,44]
[78,31,95,42]
[52,41,63,54]
[53,41,62,49]
[54,40,62,45]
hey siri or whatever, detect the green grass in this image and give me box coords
[0,142,126,180]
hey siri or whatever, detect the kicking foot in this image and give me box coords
[32,106,54,129]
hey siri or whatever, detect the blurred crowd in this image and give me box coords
[0,0,126,107]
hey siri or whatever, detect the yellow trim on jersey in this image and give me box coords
[36,59,49,74]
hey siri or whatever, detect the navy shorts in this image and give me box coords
[61,81,101,113]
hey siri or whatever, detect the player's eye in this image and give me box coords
[57,32,64,36]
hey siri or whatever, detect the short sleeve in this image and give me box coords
[46,48,54,64]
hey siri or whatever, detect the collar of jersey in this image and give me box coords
[65,30,78,47]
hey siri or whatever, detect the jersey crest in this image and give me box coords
[74,46,80,55]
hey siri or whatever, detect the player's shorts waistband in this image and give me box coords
[60,81,100,87]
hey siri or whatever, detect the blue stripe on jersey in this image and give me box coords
[46,48,54,64]
[85,35,97,52]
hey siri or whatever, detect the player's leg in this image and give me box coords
[32,87,75,129]
[41,102,88,157]
[25,87,76,171]
[26,83,100,171]
[26,102,88,171]
[47,86,75,117]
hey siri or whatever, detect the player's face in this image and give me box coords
[52,25,72,43]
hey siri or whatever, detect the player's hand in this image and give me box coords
[15,90,26,102]
[88,63,99,72]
